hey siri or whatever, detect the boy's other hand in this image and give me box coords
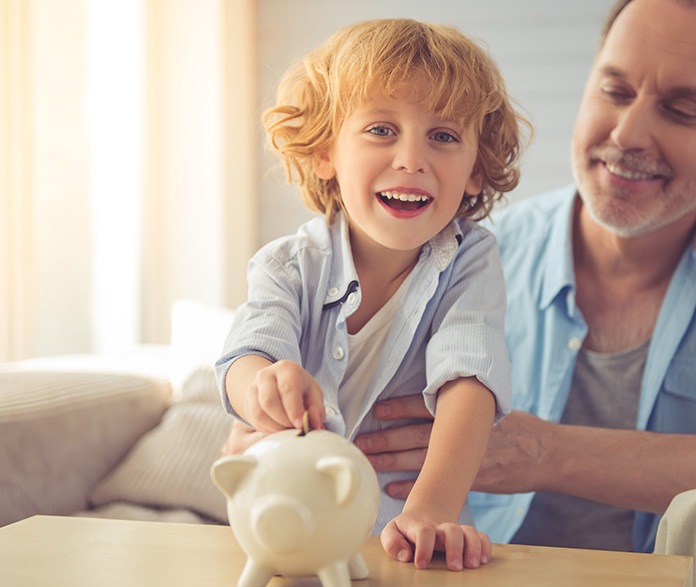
[381,507,491,571]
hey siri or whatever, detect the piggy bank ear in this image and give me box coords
[316,456,358,506]
[210,455,257,498]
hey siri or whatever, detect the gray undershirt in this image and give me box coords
[510,340,649,551]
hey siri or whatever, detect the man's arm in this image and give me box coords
[356,396,696,514]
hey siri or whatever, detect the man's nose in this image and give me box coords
[392,137,428,173]
[609,97,655,151]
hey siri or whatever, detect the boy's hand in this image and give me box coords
[245,360,326,433]
[380,504,491,571]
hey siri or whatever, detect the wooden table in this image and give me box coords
[0,515,691,586]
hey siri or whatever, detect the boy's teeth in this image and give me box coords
[381,191,430,202]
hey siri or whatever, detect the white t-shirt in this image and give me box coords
[338,276,409,438]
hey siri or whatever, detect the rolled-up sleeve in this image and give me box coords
[423,230,511,422]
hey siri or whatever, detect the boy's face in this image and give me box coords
[314,86,482,256]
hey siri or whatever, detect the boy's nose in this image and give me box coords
[392,138,428,173]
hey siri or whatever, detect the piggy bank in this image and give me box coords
[211,428,380,587]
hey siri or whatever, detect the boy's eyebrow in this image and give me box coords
[352,107,399,118]
[352,106,462,127]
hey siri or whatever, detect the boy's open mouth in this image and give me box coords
[378,191,432,212]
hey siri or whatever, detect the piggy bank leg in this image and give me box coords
[237,558,275,587]
[347,553,369,580]
[317,561,352,587]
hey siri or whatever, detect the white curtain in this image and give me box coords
[0,0,258,362]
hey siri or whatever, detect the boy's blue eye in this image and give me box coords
[368,125,393,137]
[432,131,457,143]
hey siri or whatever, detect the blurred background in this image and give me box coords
[0,0,612,362]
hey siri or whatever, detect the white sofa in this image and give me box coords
[0,301,235,528]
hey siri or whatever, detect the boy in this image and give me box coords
[216,18,528,571]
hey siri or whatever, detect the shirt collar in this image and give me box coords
[324,212,360,307]
[426,220,463,272]
[539,186,578,310]
[323,212,464,307]
[538,186,696,310]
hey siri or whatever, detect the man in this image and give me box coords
[352,0,696,553]
[222,0,696,553]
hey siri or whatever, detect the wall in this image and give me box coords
[0,0,258,359]
[256,0,614,246]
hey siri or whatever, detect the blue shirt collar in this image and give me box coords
[539,186,578,311]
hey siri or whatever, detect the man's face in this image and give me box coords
[571,0,696,238]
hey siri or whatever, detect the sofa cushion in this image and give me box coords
[88,367,231,523]
[0,370,172,527]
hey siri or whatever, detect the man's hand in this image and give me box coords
[472,411,553,494]
[357,395,554,500]
[354,395,434,499]
[220,420,267,457]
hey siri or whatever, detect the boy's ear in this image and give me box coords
[465,163,484,196]
[313,147,336,180]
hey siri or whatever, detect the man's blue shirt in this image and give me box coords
[472,185,696,553]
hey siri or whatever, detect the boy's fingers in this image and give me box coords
[256,379,294,429]
[275,369,310,429]
[461,525,485,569]
[380,521,413,564]
[413,526,436,570]
[245,399,287,434]
[437,524,464,571]
[304,382,326,430]
[479,531,493,565]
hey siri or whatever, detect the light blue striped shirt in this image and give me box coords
[216,211,511,533]
[471,185,696,553]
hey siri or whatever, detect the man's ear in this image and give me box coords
[313,147,336,180]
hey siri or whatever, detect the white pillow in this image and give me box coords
[0,370,171,527]
[169,299,235,396]
[88,367,231,523]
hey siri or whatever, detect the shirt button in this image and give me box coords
[333,346,345,360]
[567,337,582,351]
[326,406,338,416]
[328,287,339,297]
[515,506,526,518]
[346,292,357,305]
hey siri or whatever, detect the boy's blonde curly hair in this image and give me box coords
[264,18,530,223]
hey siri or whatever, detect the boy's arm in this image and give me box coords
[380,376,496,571]
[226,354,273,423]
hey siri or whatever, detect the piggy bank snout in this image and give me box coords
[251,495,315,555]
